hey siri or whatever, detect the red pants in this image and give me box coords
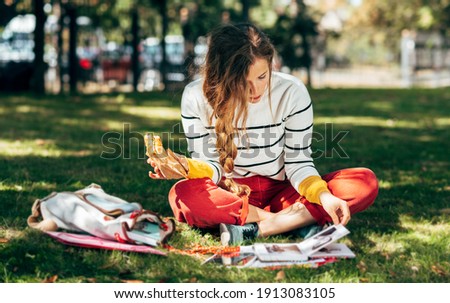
[168,167,378,229]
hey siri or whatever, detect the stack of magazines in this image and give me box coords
[203,224,355,268]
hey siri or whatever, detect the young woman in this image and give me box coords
[148,23,378,245]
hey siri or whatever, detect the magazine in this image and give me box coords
[252,224,349,262]
[309,243,355,259]
[203,224,353,268]
[254,243,308,262]
[296,224,350,256]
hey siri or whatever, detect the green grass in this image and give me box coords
[0,88,449,283]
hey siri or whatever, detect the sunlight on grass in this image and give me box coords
[315,116,435,129]
[378,179,392,189]
[434,117,450,127]
[366,232,406,255]
[365,101,395,112]
[13,105,53,115]
[400,215,450,236]
[0,139,94,157]
[366,215,449,257]
[121,106,180,121]
[0,183,24,192]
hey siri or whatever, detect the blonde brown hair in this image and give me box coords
[202,23,275,197]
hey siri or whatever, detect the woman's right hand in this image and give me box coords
[147,151,189,180]
[147,159,167,179]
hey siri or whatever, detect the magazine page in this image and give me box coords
[297,224,350,256]
[202,252,257,267]
[309,243,355,259]
[254,243,308,262]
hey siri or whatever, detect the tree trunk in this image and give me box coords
[301,32,312,87]
[158,0,168,91]
[131,8,139,92]
[67,6,78,94]
[32,0,46,95]
[241,0,250,22]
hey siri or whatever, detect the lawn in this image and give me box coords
[0,87,448,282]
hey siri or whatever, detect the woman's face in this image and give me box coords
[246,58,269,103]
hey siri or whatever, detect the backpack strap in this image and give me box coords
[27,197,58,231]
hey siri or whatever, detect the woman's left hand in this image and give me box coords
[319,191,351,226]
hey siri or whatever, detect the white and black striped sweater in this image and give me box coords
[181,72,322,197]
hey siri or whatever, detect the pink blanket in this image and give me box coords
[46,231,167,256]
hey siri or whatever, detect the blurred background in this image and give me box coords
[0,0,449,95]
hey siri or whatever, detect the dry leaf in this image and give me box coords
[359,278,369,283]
[86,278,97,283]
[43,275,58,283]
[411,266,419,272]
[356,261,367,273]
[275,270,286,281]
[121,279,144,283]
[431,265,447,277]
[189,277,198,283]
[0,238,9,243]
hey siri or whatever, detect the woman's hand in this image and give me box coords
[147,159,167,180]
[319,191,351,226]
[147,150,190,180]
[145,133,189,180]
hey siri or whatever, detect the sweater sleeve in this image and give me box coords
[181,84,223,183]
[283,80,330,204]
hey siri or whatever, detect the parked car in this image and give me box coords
[100,42,132,83]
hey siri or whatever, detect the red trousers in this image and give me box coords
[168,167,378,229]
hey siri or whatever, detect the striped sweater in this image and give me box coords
[181,72,329,204]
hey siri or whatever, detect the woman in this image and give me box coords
[148,23,378,246]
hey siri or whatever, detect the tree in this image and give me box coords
[268,0,318,87]
[348,0,450,52]
[31,0,46,95]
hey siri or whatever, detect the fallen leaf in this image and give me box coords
[359,278,369,283]
[189,277,198,283]
[43,275,58,283]
[411,266,419,272]
[121,279,143,283]
[0,238,8,243]
[86,278,97,283]
[356,261,367,273]
[275,270,286,281]
[431,265,447,277]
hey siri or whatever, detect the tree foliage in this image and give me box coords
[350,0,450,36]
[266,0,318,85]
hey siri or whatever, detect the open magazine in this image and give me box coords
[203,224,355,268]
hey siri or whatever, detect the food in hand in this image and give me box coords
[145,133,189,179]
[144,133,166,157]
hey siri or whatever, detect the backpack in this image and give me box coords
[27,183,175,247]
